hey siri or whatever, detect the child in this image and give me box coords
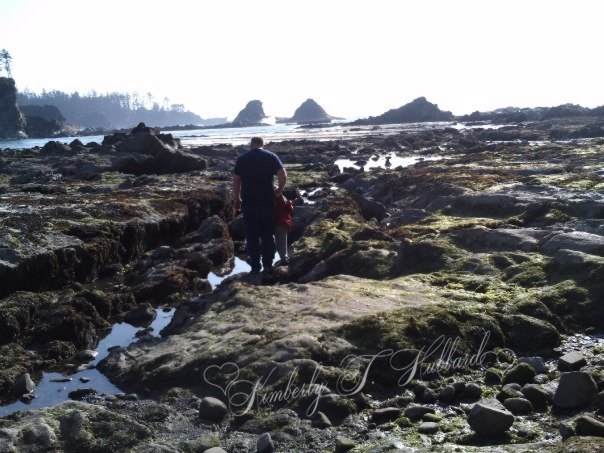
[275,192,294,265]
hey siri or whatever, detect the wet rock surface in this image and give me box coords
[1,118,604,451]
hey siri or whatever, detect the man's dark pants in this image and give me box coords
[242,206,276,271]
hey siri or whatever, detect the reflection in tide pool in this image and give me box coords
[335,152,442,172]
[207,257,251,289]
[0,308,174,417]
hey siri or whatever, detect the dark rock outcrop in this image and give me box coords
[105,123,207,175]
[353,97,453,125]
[232,100,269,127]
[0,77,26,139]
[290,98,332,124]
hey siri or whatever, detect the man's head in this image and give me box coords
[250,137,264,149]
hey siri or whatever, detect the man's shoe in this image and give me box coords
[262,266,274,275]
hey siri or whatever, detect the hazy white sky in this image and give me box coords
[1,0,603,120]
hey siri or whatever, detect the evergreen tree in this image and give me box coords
[0,48,13,77]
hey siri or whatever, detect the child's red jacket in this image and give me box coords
[276,195,294,230]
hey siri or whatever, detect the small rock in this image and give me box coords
[312,411,332,428]
[198,396,229,422]
[49,377,72,383]
[182,409,199,416]
[335,436,356,453]
[75,350,98,361]
[518,357,547,374]
[12,373,35,395]
[422,388,437,404]
[452,381,466,395]
[422,413,442,422]
[68,388,97,400]
[558,351,587,372]
[124,393,139,401]
[484,369,502,385]
[503,397,533,415]
[575,415,604,437]
[553,371,598,409]
[417,421,439,434]
[124,303,157,327]
[79,377,91,383]
[256,432,274,453]
[413,382,428,398]
[464,383,482,400]
[404,406,435,421]
[559,423,575,440]
[371,407,401,424]
[503,363,536,386]
[520,384,552,410]
[203,448,227,453]
[438,385,456,404]
[467,402,515,437]
[496,385,524,402]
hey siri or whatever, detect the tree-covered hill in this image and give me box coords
[16,90,223,129]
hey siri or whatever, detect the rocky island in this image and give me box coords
[1,106,604,452]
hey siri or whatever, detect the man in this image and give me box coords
[233,137,287,274]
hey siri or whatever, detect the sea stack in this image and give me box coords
[0,76,27,139]
[290,98,332,124]
[232,100,270,127]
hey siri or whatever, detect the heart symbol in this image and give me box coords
[203,362,240,396]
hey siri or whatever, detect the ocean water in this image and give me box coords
[0,121,491,150]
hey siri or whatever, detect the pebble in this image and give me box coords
[75,350,98,361]
[311,411,332,428]
[79,377,91,383]
[417,421,439,434]
[335,436,356,453]
[520,383,552,410]
[484,369,502,385]
[198,396,229,423]
[503,397,534,415]
[68,388,97,400]
[464,383,482,399]
[518,356,547,374]
[558,351,587,372]
[438,385,456,403]
[256,432,274,453]
[371,407,401,424]
[502,363,536,386]
[403,406,435,421]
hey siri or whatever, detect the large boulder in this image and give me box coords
[553,371,598,408]
[0,77,26,139]
[106,124,207,175]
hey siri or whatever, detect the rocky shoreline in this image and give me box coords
[1,118,603,452]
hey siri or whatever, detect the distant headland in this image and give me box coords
[2,75,604,140]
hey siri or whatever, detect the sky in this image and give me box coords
[0,0,603,120]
